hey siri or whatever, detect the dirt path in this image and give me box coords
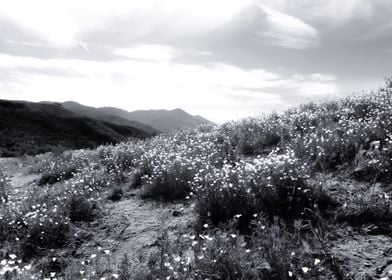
[80,196,194,265]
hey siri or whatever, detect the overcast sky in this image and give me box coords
[0,0,391,122]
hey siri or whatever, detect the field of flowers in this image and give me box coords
[1,78,392,279]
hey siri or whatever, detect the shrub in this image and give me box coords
[20,217,70,260]
[196,182,258,233]
[107,187,123,202]
[353,138,392,182]
[195,152,328,232]
[68,195,97,223]
[224,117,290,156]
[253,160,319,220]
[141,219,340,280]
[38,167,76,186]
[142,161,194,201]
[128,168,145,189]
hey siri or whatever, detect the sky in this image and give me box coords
[0,0,391,122]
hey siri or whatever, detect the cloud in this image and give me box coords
[258,4,319,49]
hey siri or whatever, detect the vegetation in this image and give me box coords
[1,78,392,278]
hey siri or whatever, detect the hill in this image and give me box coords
[63,101,212,133]
[0,99,153,157]
[62,101,159,135]
[99,107,213,133]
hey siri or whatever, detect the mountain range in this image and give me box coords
[0,99,211,157]
[62,101,211,133]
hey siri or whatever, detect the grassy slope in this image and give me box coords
[1,80,392,279]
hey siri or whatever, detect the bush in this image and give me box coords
[142,161,194,201]
[141,219,340,280]
[20,217,70,260]
[195,153,328,232]
[352,138,392,182]
[196,182,258,233]
[128,168,144,189]
[223,117,290,156]
[38,167,76,186]
[107,187,123,202]
[68,195,97,223]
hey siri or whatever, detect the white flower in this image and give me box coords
[301,267,310,273]
[9,254,17,260]
[314,258,321,265]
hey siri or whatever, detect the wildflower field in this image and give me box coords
[1,79,392,279]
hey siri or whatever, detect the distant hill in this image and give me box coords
[0,100,154,157]
[62,101,212,133]
[100,107,213,133]
[62,101,159,135]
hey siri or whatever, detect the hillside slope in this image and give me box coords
[0,100,153,157]
[1,80,392,279]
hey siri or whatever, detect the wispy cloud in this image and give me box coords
[258,4,319,49]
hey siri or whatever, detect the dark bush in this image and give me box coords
[129,168,144,189]
[141,162,194,201]
[21,220,70,260]
[107,187,123,201]
[38,167,76,186]
[196,184,258,233]
[68,195,97,223]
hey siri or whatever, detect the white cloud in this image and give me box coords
[258,4,319,49]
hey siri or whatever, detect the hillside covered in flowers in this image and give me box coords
[1,78,392,279]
